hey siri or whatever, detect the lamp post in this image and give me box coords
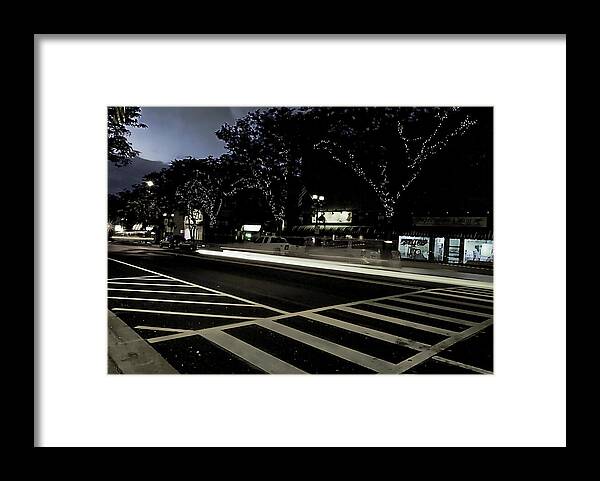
[143,180,159,243]
[311,194,325,242]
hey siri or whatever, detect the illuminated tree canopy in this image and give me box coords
[308,107,477,220]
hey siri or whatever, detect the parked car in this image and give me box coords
[252,236,291,253]
[159,234,185,249]
[177,239,198,251]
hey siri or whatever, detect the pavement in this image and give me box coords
[108,309,178,374]
[107,243,493,374]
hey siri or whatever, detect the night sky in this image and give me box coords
[129,107,261,163]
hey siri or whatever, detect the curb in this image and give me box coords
[107,310,178,374]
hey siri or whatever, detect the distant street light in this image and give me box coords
[146,180,154,187]
[312,194,325,239]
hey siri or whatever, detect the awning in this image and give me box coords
[288,225,376,236]
[397,229,493,240]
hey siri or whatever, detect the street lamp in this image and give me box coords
[311,194,325,240]
[145,180,154,187]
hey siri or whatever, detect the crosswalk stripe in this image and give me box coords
[302,312,430,351]
[364,300,476,327]
[107,281,190,287]
[112,308,259,320]
[385,298,490,318]
[108,276,162,281]
[432,356,493,374]
[411,294,494,311]
[338,306,458,336]
[451,285,493,292]
[147,331,207,344]
[451,285,492,292]
[261,320,395,373]
[426,291,493,303]
[108,288,225,296]
[110,278,181,283]
[200,330,306,374]
[108,297,254,306]
[389,318,494,373]
[135,325,190,333]
[448,288,494,298]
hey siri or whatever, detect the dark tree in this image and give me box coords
[216,108,305,232]
[108,107,147,167]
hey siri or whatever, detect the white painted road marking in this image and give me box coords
[108,276,164,281]
[338,305,459,337]
[426,290,493,303]
[135,325,190,333]
[301,311,431,352]
[261,319,396,373]
[108,288,226,296]
[112,307,261,320]
[432,356,493,374]
[386,297,491,317]
[199,330,306,374]
[108,258,287,314]
[108,297,256,306]
[388,318,494,374]
[108,281,192,287]
[366,300,478,327]
[411,293,494,311]
[145,288,445,344]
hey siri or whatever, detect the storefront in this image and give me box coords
[398,236,430,261]
[464,238,494,264]
[395,214,494,266]
[183,209,204,241]
[397,233,493,265]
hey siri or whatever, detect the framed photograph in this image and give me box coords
[35,34,566,447]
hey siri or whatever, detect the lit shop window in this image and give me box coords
[463,239,493,263]
[398,236,429,261]
[434,237,445,262]
[448,238,461,264]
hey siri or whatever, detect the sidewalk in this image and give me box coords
[107,310,178,374]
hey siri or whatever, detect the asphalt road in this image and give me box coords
[108,243,494,374]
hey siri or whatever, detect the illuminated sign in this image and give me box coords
[311,211,352,224]
[242,224,261,232]
[398,236,430,261]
